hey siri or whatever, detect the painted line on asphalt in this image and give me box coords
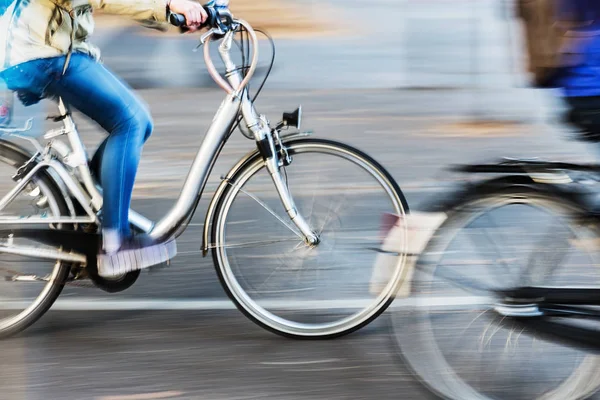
[0,296,491,311]
[97,391,184,400]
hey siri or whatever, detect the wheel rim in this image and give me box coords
[394,192,600,400]
[215,141,408,336]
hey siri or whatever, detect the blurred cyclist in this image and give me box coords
[0,0,208,277]
[518,0,600,143]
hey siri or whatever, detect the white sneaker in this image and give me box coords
[98,235,177,278]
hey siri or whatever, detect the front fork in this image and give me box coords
[218,29,318,245]
[255,123,319,246]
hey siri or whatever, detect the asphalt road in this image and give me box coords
[0,310,437,400]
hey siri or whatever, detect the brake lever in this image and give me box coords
[194,25,232,51]
[193,28,217,51]
[201,28,218,44]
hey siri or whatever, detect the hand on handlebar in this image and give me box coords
[167,0,208,32]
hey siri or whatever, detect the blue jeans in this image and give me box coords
[1,53,153,237]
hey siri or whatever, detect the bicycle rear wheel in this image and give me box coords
[392,182,600,400]
[211,138,409,338]
[0,140,71,338]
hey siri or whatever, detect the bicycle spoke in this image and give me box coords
[252,241,308,293]
[228,181,304,240]
[458,227,518,290]
[520,223,574,286]
[453,309,495,346]
[305,159,323,229]
[478,220,518,277]
[479,315,507,352]
[424,262,503,295]
[317,193,352,235]
[210,237,300,250]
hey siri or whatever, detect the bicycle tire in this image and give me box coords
[211,138,409,339]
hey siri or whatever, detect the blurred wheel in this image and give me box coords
[392,184,600,400]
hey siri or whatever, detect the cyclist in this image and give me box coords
[554,1,600,144]
[0,0,208,277]
[518,0,600,143]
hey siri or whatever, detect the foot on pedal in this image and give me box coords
[98,234,177,278]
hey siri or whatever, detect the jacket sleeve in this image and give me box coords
[89,0,168,22]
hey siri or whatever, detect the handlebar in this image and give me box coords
[168,5,228,32]
[167,5,259,95]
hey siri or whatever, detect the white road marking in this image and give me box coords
[97,391,184,400]
[0,296,491,311]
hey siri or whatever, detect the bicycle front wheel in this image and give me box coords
[211,138,409,338]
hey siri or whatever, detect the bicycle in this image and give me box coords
[391,158,600,399]
[0,5,410,340]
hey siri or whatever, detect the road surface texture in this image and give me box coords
[3,0,600,399]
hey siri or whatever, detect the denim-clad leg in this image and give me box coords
[2,53,176,276]
[2,53,153,240]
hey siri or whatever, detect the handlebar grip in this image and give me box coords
[168,6,218,31]
[168,13,186,27]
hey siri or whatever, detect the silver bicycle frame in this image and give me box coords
[0,19,318,247]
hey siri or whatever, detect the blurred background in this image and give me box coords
[3,0,599,399]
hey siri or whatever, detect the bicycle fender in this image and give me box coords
[201,146,262,256]
[0,139,77,218]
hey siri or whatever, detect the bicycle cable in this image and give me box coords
[228,27,276,140]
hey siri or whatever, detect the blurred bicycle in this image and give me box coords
[390,159,600,400]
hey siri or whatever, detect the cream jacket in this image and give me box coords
[0,0,168,71]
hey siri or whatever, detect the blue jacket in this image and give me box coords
[555,0,600,96]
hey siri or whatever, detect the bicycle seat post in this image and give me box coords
[54,96,103,209]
